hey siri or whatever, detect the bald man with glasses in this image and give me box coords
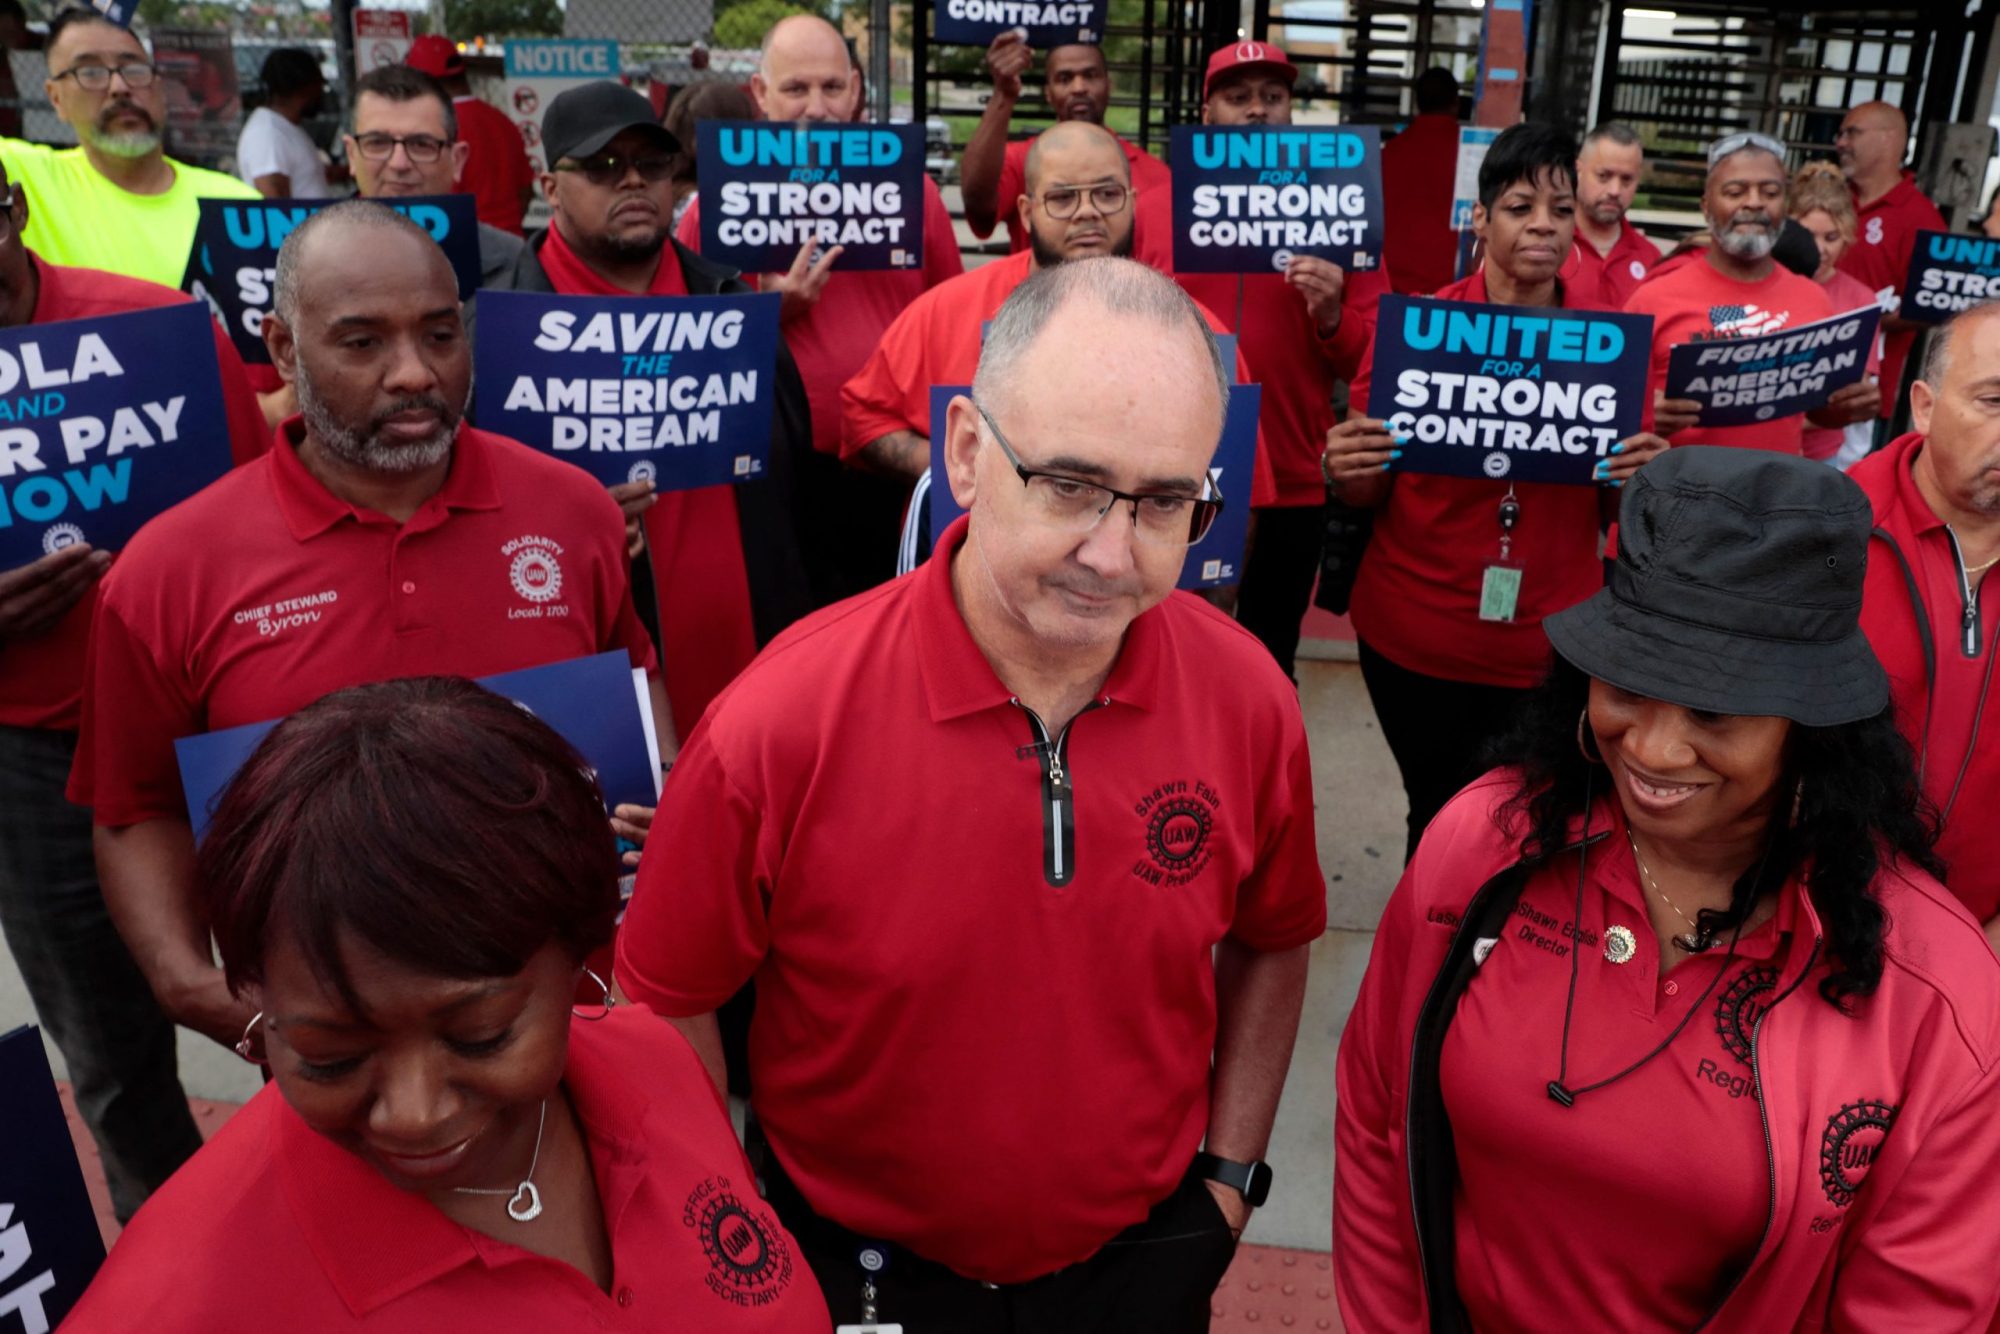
[1835,100,1946,429]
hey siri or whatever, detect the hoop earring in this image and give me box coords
[1577,709,1604,765]
[574,966,618,1021]
[233,1010,266,1064]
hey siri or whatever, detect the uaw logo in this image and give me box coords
[1819,1099,1898,1208]
[1133,779,1222,886]
[1271,247,1295,274]
[1482,452,1511,479]
[41,522,85,555]
[1713,965,1778,1066]
[682,1176,794,1307]
[627,459,658,486]
[502,534,565,605]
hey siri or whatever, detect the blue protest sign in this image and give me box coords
[0,1025,107,1331]
[176,651,660,840]
[1664,305,1881,428]
[924,383,1260,590]
[1170,125,1384,276]
[469,290,781,491]
[184,195,483,364]
[931,0,1105,48]
[696,121,926,273]
[1366,294,1651,485]
[0,302,234,569]
[1900,230,2000,326]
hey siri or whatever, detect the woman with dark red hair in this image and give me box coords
[63,677,829,1331]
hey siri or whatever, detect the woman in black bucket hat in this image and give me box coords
[1335,446,2000,1332]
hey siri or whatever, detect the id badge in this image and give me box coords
[1478,564,1523,623]
[836,1326,904,1333]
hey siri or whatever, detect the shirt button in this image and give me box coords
[401,580,416,594]
[616,1286,634,1307]
[1664,979,1680,996]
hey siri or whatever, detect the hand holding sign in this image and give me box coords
[0,542,108,640]
[769,238,848,322]
[986,27,1032,97]
[1285,255,1347,333]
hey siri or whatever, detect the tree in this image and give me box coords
[442,0,565,40]
[713,0,818,49]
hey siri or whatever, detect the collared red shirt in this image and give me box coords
[455,95,536,235]
[1839,172,1946,418]
[68,420,654,826]
[61,1007,830,1332]
[1564,221,1660,309]
[983,133,1176,271]
[616,516,1326,1284]
[1380,113,1464,298]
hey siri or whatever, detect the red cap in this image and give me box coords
[406,34,465,80]
[1203,41,1296,98]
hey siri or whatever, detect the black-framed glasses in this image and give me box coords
[1033,182,1131,219]
[553,152,676,186]
[52,60,156,91]
[974,401,1223,547]
[349,132,454,164]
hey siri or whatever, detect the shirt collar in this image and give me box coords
[268,417,503,541]
[1887,431,1947,536]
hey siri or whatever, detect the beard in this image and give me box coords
[1714,213,1778,260]
[1029,223,1135,268]
[296,356,464,474]
[1583,196,1626,226]
[84,99,161,157]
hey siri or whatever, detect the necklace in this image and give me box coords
[1626,830,1709,951]
[451,1099,547,1222]
[1966,553,2000,578]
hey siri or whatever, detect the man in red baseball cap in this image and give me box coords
[406,33,533,233]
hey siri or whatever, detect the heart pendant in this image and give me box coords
[506,1181,543,1223]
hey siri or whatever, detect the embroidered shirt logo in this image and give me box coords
[503,534,565,605]
[1714,965,1778,1066]
[1133,780,1221,886]
[682,1176,794,1307]
[1865,216,1884,245]
[1819,1099,1898,1207]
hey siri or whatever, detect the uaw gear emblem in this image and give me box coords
[41,522,85,555]
[683,1177,795,1307]
[1483,452,1512,479]
[1714,965,1778,1066]
[627,459,658,486]
[1602,924,1637,964]
[1820,1100,1898,1207]
[505,537,565,605]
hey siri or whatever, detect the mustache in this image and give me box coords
[371,394,457,435]
[96,98,155,130]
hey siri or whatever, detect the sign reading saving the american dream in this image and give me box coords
[0,303,234,569]
[1663,305,1881,428]
[924,382,1261,590]
[470,290,780,491]
[184,195,482,364]
[931,0,1104,47]
[176,652,660,840]
[695,121,926,272]
[1365,295,1652,485]
[1900,230,2000,325]
[0,1025,107,1331]
[1170,124,1384,275]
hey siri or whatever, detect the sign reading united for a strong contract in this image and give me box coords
[696,121,925,272]
[1900,230,2000,326]
[1170,125,1384,275]
[931,0,1105,47]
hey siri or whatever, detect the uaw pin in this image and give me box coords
[835,1243,903,1334]
[1603,924,1638,964]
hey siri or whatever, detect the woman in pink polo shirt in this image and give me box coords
[64,678,828,1332]
[1791,161,1884,470]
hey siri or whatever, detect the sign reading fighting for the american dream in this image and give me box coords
[1664,305,1880,428]
[696,120,926,272]
[925,383,1261,590]
[1900,230,2000,325]
[470,290,780,491]
[1365,294,1652,485]
[1170,124,1384,275]
[184,195,482,364]
[176,652,660,839]
[0,1025,106,1331]
[931,0,1104,47]
[0,302,233,569]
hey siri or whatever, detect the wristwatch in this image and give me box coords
[1193,1151,1273,1208]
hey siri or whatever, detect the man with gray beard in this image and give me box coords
[68,202,666,1064]
[1626,130,1877,454]
[0,7,258,289]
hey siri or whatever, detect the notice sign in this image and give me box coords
[696,120,926,272]
[352,8,412,71]
[1366,294,1651,485]
[472,290,780,491]
[931,0,1105,48]
[1900,230,2000,325]
[0,303,233,568]
[1170,125,1384,276]
[1664,305,1880,428]
[504,39,619,177]
[185,195,482,364]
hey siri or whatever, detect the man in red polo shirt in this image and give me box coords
[1566,122,1657,308]
[406,33,533,234]
[620,257,1323,1328]
[677,15,961,600]
[69,201,660,1057]
[961,36,1174,270]
[0,165,267,1221]
[1836,100,1946,426]
[1175,41,1386,679]
[1625,131,1874,454]
[1853,301,2000,948]
[1380,67,1461,296]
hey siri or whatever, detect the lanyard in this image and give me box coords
[1497,487,1521,563]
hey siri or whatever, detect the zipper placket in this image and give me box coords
[1013,699,1104,888]
[1944,528,1982,659]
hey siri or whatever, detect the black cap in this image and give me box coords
[541,82,677,165]
[1543,446,1887,727]
[1773,216,1822,278]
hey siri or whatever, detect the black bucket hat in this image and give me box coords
[1543,446,1887,727]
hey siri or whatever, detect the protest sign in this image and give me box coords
[353,9,413,71]
[1664,305,1880,428]
[184,195,482,364]
[154,29,240,163]
[696,120,926,272]
[177,651,660,840]
[931,0,1105,48]
[1900,229,2000,325]
[471,289,780,491]
[1366,293,1651,485]
[0,303,234,569]
[503,40,619,178]
[0,1026,107,1331]
[1170,125,1384,275]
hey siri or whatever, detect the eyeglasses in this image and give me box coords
[552,152,676,186]
[1707,131,1787,166]
[1033,182,1131,219]
[974,401,1224,547]
[52,60,156,91]
[350,132,454,164]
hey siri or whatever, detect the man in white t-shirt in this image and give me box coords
[236,47,338,198]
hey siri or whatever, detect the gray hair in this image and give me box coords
[271,199,442,326]
[1582,122,1642,151]
[973,257,1230,430]
[1920,300,2000,386]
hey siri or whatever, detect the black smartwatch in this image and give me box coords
[1193,1151,1273,1207]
